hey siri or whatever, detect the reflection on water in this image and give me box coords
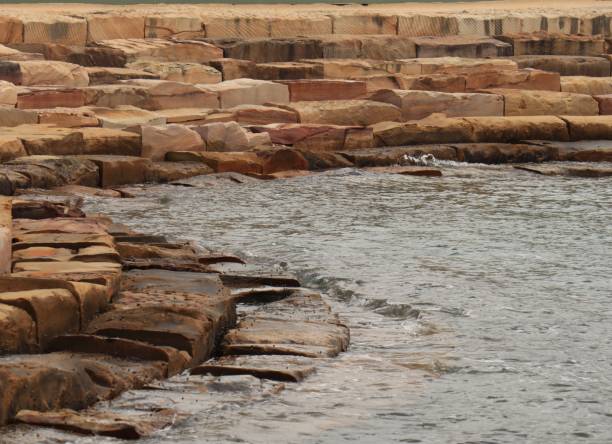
[78,165,612,443]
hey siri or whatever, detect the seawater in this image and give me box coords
[74,164,612,443]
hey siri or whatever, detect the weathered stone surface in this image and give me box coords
[269,16,332,38]
[466,116,569,142]
[16,87,86,110]
[222,317,349,358]
[23,16,87,46]
[225,104,298,125]
[371,116,474,146]
[254,62,323,80]
[0,304,36,354]
[7,155,99,186]
[154,108,211,125]
[192,354,315,382]
[90,105,165,129]
[279,79,367,102]
[497,32,605,56]
[146,15,204,39]
[83,156,152,188]
[191,122,250,151]
[168,151,261,174]
[528,140,612,162]
[15,408,178,439]
[561,115,612,140]
[331,14,397,35]
[397,14,459,37]
[319,35,417,60]
[85,66,158,85]
[412,35,511,58]
[511,55,611,77]
[394,73,466,93]
[94,38,222,63]
[451,143,558,163]
[465,68,560,91]
[487,89,600,116]
[38,107,99,128]
[141,124,205,161]
[561,76,612,95]
[0,288,80,349]
[203,17,270,39]
[128,61,221,84]
[18,61,89,87]
[87,15,145,42]
[250,123,353,151]
[199,78,288,109]
[0,80,17,105]
[0,136,27,162]
[0,107,37,127]
[0,17,23,44]
[393,57,518,75]
[303,58,388,78]
[80,127,142,157]
[209,58,256,81]
[0,61,22,84]
[369,89,503,120]
[281,100,401,126]
[595,94,612,115]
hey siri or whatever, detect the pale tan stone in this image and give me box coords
[269,16,332,37]
[87,15,145,42]
[282,100,401,126]
[0,17,23,44]
[19,61,89,87]
[0,136,27,162]
[190,121,250,152]
[23,16,87,46]
[331,14,398,34]
[392,57,518,75]
[145,16,203,39]
[128,61,221,84]
[199,79,288,109]
[0,81,17,106]
[90,105,166,129]
[489,89,599,116]
[203,16,270,38]
[141,124,205,160]
[561,77,612,95]
[369,89,503,120]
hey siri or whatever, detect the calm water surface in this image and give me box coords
[78,164,612,443]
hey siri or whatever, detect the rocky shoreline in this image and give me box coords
[1,1,612,439]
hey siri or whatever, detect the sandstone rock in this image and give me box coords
[0,304,36,354]
[0,107,37,126]
[250,123,347,150]
[211,37,320,63]
[393,57,518,75]
[87,15,145,42]
[128,61,221,84]
[94,38,222,63]
[344,127,374,150]
[199,78,288,108]
[209,58,256,81]
[38,108,99,128]
[19,61,89,87]
[66,46,128,68]
[79,127,142,157]
[7,155,99,186]
[0,136,27,162]
[192,354,315,382]
[225,104,298,125]
[281,100,401,126]
[331,14,397,34]
[0,61,22,84]
[279,79,367,102]
[371,116,474,146]
[528,140,612,162]
[560,115,612,140]
[91,105,166,129]
[155,108,212,125]
[269,16,332,38]
[222,317,349,358]
[203,16,270,39]
[319,35,417,60]
[145,15,204,39]
[0,17,23,44]
[82,156,152,187]
[23,16,87,46]
[412,35,511,58]
[394,73,466,93]
[561,76,612,95]
[254,62,323,81]
[141,124,205,161]
[466,68,560,91]
[488,89,599,116]
[595,94,612,114]
[190,122,250,152]
[451,143,558,163]
[0,288,80,349]
[0,44,40,62]
[511,55,611,77]
[369,89,503,120]
[497,32,605,56]
[0,197,11,275]
[397,15,459,37]
[466,116,569,142]
[302,58,388,78]
[15,408,178,439]
[3,125,83,156]
[85,67,159,85]
[168,151,262,174]
[16,87,86,109]
[0,80,17,105]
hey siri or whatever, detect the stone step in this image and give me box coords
[511,55,611,77]
[496,32,606,56]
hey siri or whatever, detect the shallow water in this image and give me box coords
[79,164,612,443]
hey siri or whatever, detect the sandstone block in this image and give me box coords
[269,17,332,37]
[87,15,145,42]
[38,108,99,128]
[281,100,401,126]
[397,15,459,37]
[168,151,262,174]
[91,105,166,129]
[0,304,36,353]
[466,68,560,91]
[190,122,250,152]
[0,80,17,105]
[371,116,474,146]
[80,156,152,188]
[199,79,288,109]
[226,104,298,125]
[369,89,503,120]
[0,136,27,162]
[128,61,221,84]
[511,55,611,77]
[319,35,417,60]
[331,14,397,35]
[497,32,606,56]
[85,67,159,85]
[95,38,223,64]
[203,16,270,39]
[466,116,569,142]
[145,16,203,39]
[412,36,511,58]
[0,107,37,127]
[79,127,142,156]
[23,17,87,46]
[280,79,367,102]
[0,61,22,84]
[19,61,89,87]
[488,89,599,116]
[594,94,612,114]
[141,124,205,161]
[561,76,612,95]
[254,62,323,81]
[17,87,86,109]
[209,58,256,81]
[0,197,11,275]
[0,17,23,44]
[561,115,612,140]
[394,73,466,93]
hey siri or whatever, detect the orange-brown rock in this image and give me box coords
[0,304,36,354]
[94,38,223,64]
[466,116,569,143]
[280,100,401,126]
[412,35,511,58]
[279,79,367,102]
[595,95,612,115]
[560,115,612,140]
[497,32,605,57]
[511,55,611,77]
[140,124,205,161]
[485,89,599,116]
[371,116,474,146]
[82,156,152,188]
[209,58,256,81]
[465,68,560,91]
[254,62,323,80]
[16,87,86,110]
[561,76,612,95]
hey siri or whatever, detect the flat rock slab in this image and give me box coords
[15,408,177,440]
[527,140,612,162]
[192,354,315,382]
[222,317,349,358]
[122,269,225,296]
